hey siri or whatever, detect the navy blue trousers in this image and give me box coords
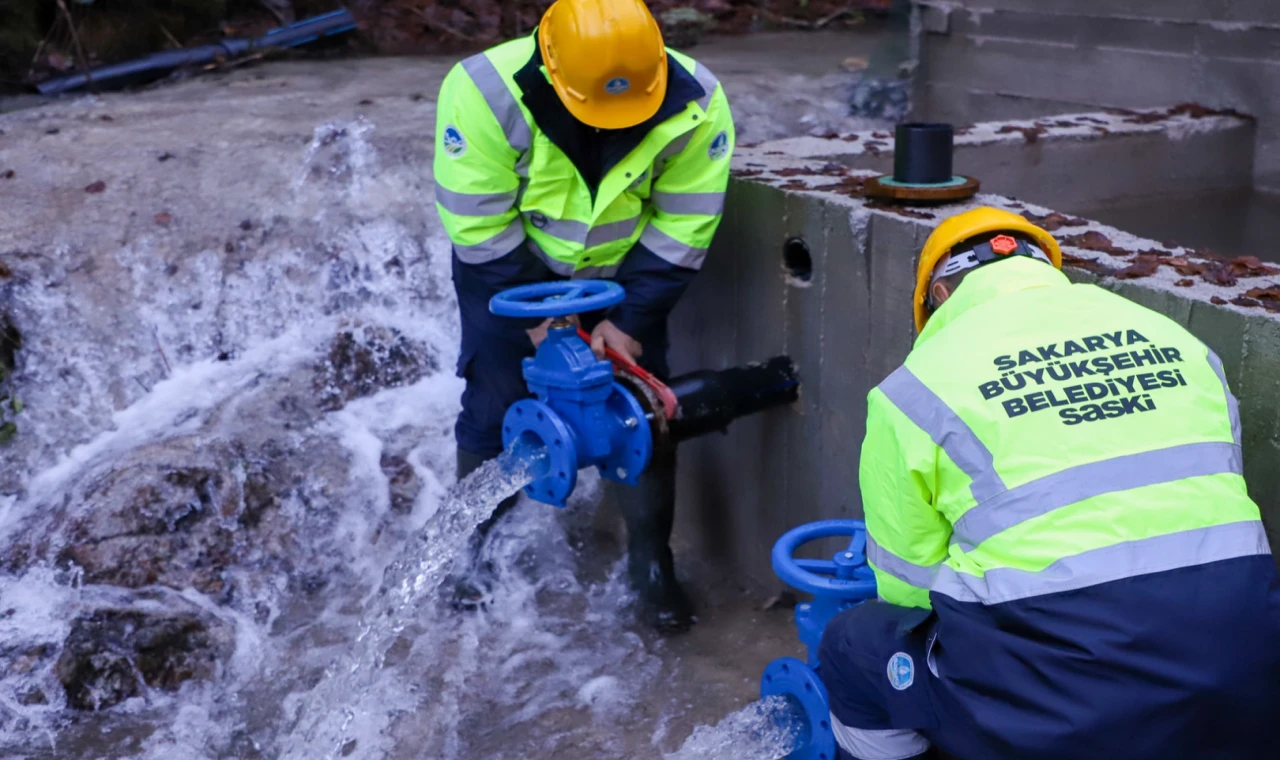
[820,557,1280,760]
[452,250,670,458]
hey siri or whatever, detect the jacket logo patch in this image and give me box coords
[529,212,549,229]
[888,652,915,691]
[708,130,730,160]
[443,125,467,158]
[605,77,631,95]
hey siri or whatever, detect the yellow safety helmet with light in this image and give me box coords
[914,206,1063,333]
[539,0,668,130]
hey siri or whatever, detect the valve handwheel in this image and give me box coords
[489,280,625,319]
[772,519,877,598]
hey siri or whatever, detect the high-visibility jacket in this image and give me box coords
[433,34,733,282]
[862,256,1267,609]
[859,256,1280,757]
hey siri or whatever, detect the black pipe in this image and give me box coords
[892,122,954,185]
[35,9,358,96]
[666,356,799,443]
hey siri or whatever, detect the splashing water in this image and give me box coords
[284,445,548,759]
[664,695,809,760]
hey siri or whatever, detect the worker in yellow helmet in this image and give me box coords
[815,206,1280,759]
[433,0,735,634]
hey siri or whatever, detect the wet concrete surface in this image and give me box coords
[1075,187,1280,261]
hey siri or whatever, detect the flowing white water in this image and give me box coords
[0,36,888,750]
[284,446,548,759]
[664,695,806,760]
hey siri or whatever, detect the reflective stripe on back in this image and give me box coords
[951,441,1243,549]
[461,53,532,154]
[879,366,1006,503]
[933,520,1270,605]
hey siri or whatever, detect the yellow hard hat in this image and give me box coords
[914,206,1062,333]
[539,0,668,130]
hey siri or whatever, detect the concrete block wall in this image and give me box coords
[911,1,1280,188]
[671,130,1280,589]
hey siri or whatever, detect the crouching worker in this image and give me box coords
[433,0,734,633]
[819,207,1280,760]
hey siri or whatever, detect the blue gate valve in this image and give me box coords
[489,280,653,507]
[761,519,879,760]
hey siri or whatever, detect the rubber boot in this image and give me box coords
[611,447,696,635]
[449,448,521,611]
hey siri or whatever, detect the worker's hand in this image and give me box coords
[527,314,578,348]
[590,320,643,364]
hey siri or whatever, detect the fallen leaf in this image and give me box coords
[996,124,1047,143]
[841,56,869,71]
[154,212,173,226]
[1228,255,1280,278]
[1114,255,1160,279]
[1202,264,1238,287]
[99,114,114,122]
[1210,296,1228,305]
[84,181,106,194]
[1175,279,1194,287]
[158,152,175,162]
[1060,230,1128,256]
[1243,285,1280,302]
[1230,296,1261,308]
[1023,211,1087,231]
[1,170,12,180]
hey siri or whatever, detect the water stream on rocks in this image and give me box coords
[663,695,806,760]
[0,30,901,758]
[284,446,548,760]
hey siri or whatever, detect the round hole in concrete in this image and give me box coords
[783,237,812,282]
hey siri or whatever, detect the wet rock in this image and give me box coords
[660,8,717,48]
[314,325,437,412]
[55,606,233,711]
[381,453,420,514]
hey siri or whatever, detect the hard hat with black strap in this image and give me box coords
[913,206,1063,333]
[539,0,668,130]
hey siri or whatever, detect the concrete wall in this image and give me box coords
[671,132,1280,590]
[911,1,1280,188]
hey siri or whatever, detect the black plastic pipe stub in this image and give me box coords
[893,122,954,185]
[865,120,980,205]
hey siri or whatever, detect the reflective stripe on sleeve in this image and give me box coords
[452,218,524,264]
[933,520,1271,605]
[651,190,726,217]
[951,441,1243,549]
[867,535,942,590]
[461,53,532,154]
[830,715,932,760]
[638,224,709,270]
[878,366,1007,503]
[435,184,518,217]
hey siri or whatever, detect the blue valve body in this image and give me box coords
[764,519,881,760]
[490,281,652,507]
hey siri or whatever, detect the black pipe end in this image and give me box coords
[892,122,954,185]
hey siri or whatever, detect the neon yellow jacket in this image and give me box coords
[433,34,733,278]
[861,256,1267,609]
